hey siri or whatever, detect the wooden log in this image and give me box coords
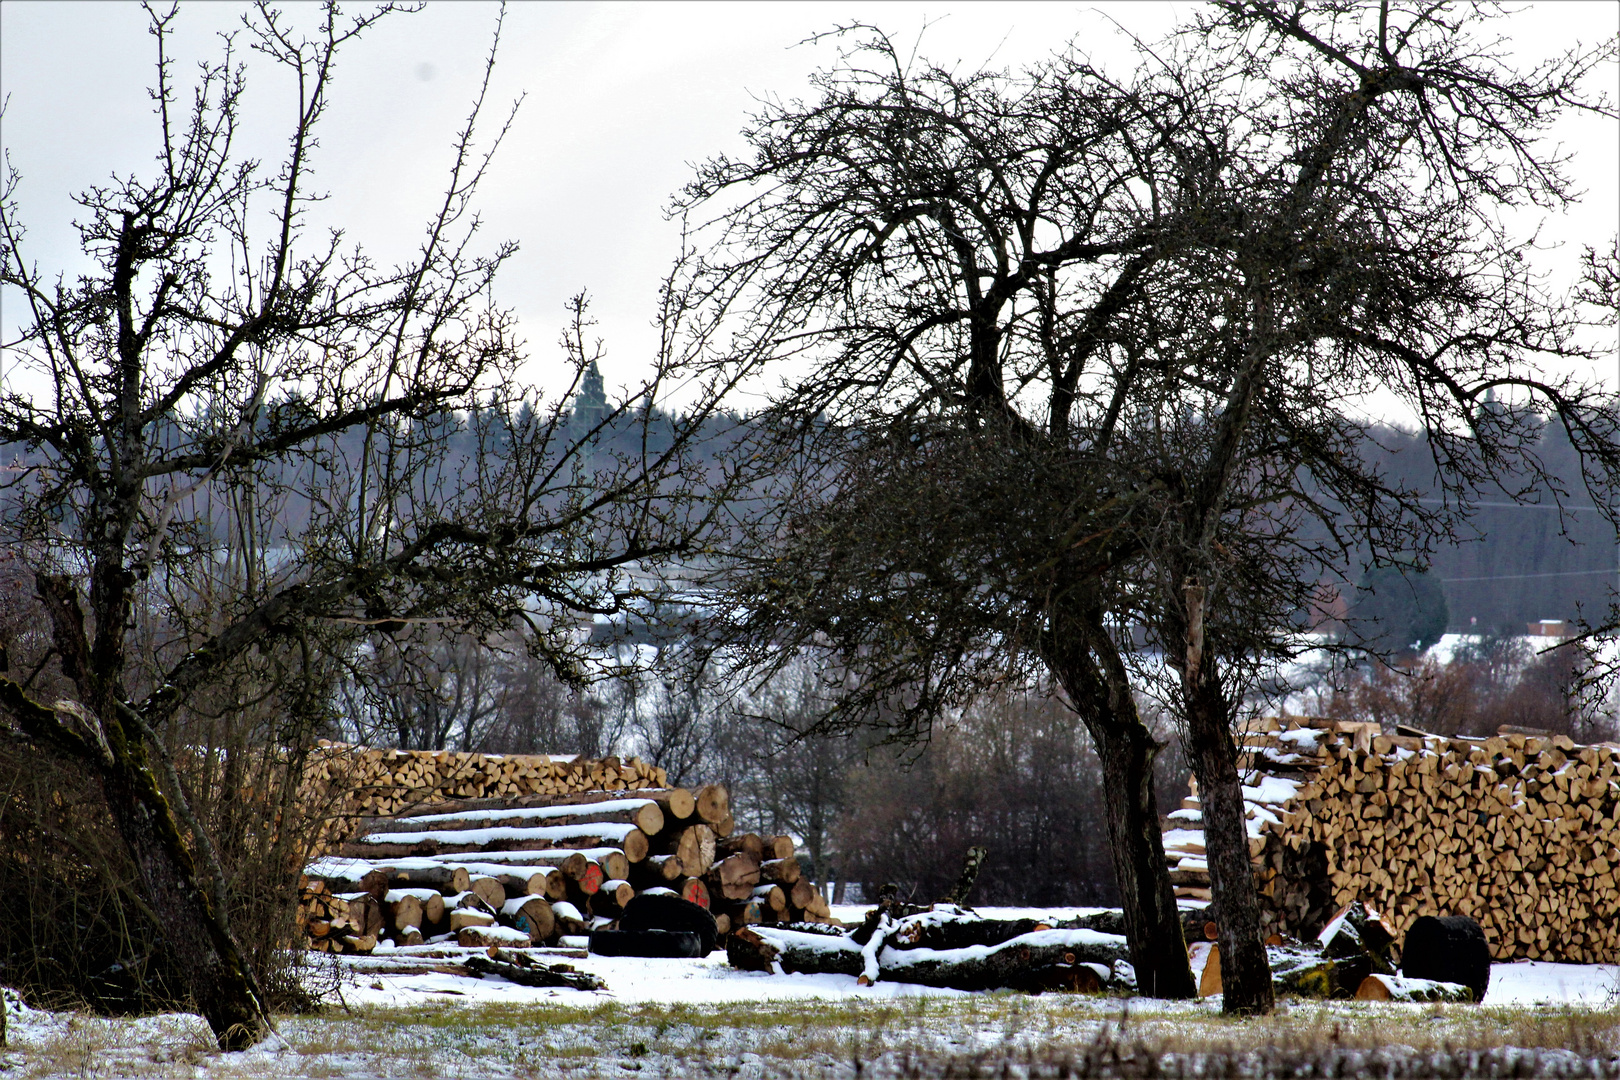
[673,825,716,877]
[457,924,532,949]
[681,877,711,910]
[716,834,764,861]
[630,855,683,887]
[462,953,606,991]
[763,835,796,861]
[1355,974,1475,1002]
[727,926,863,977]
[572,861,605,896]
[306,859,469,896]
[760,857,800,885]
[382,893,447,932]
[340,824,649,861]
[541,867,568,902]
[336,893,385,938]
[500,896,556,943]
[433,863,548,897]
[450,908,496,932]
[468,874,507,911]
[550,901,587,936]
[596,850,631,883]
[752,884,787,915]
[694,784,730,826]
[385,893,424,934]
[712,853,761,888]
[877,930,1130,991]
[589,879,636,919]
[441,849,588,879]
[379,799,666,836]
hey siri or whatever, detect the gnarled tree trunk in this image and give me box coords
[1045,600,1195,1000]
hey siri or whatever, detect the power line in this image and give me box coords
[1445,566,1620,582]
[1413,498,1605,511]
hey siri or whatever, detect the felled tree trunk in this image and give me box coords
[878,931,1126,991]
[1355,974,1475,1002]
[727,926,865,976]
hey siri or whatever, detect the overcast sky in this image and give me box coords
[2,1,1616,410]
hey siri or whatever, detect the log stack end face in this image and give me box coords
[297,762,839,956]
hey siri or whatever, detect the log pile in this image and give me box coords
[301,742,670,851]
[1163,718,1620,964]
[297,781,838,953]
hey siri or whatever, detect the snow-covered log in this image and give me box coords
[1354,974,1474,1002]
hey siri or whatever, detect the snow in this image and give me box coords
[1243,775,1302,805]
[436,846,626,865]
[1279,727,1326,749]
[1160,828,1206,852]
[394,799,657,826]
[304,855,448,879]
[1486,960,1620,1005]
[357,821,639,847]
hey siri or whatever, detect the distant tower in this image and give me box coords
[573,359,609,432]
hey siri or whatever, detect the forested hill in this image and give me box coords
[3,411,1612,635]
[1348,425,1616,635]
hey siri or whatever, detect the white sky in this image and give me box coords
[1,1,1616,411]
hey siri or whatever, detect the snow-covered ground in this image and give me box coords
[5,916,1617,1080]
[330,948,1618,1012]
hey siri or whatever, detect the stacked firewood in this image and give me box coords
[300,742,668,851]
[298,782,837,953]
[1163,718,1620,964]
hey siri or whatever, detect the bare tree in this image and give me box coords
[669,25,1214,998]
[669,3,1618,1013]
[0,3,732,1048]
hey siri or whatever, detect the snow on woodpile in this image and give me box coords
[1164,716,1620,964]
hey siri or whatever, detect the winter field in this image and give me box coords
[5,908,1618,1079]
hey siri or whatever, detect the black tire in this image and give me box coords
[619,892,718,955]
[587,929,705,958]
[1401,915,1490,1002]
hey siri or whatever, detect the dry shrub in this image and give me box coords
[1327,637,1618,743]
[0,555,343,1015]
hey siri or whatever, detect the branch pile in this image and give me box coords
[297,780,836,953]
[1163,718,1620,963]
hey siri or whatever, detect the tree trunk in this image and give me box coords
[1183,667,1274,1015]
[1085,717,1195,998]
[100,757,269,1049]
[1044,604,1195,1000]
